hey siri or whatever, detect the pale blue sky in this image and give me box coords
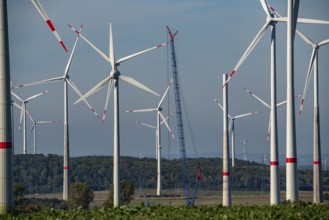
[7,1,329,164]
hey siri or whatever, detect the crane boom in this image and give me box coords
[166,26,192,206]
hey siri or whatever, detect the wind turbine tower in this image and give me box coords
[242,139,248,161]
[0,0,13,213]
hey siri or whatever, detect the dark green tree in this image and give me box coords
[103,179,135,207]
[67,182,94,209]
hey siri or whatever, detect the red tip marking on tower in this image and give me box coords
[0,142,12,149]
[286,158,297,163]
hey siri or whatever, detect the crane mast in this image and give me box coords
[166,26,192,206]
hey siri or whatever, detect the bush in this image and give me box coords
[68,182,94,209]
[103,179,135,207]
[14,183,25,205]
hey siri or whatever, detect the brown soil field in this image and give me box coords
[28,189,322,206]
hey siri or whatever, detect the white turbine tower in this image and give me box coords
[212,97,258,167]
[242,139,248,161]
[124,79,175,196]
[12,26,98,200]
[222,74,231,206]
[11,90,49,154]
[27,113,60,154]
[70,23,167,207]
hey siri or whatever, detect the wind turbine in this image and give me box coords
[221,74,231,206]
[11,90,49,154]
[124,79,175,196]
[296,30,329,205]
[212,97,258,167]
[31,0,67,52]
[27,113,60,154]
[70,23,167,207]
[12,25,98,200]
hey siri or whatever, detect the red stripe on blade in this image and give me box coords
[229,70,235,77]
[313,161,320,165]
[63,166,69,170]
[0,142,12,149]
[270,161,278,166]
[60,41,68,53]
[223,172,230,176]
[46,20,56,32]
[286,158,297,163]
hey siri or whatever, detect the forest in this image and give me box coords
[13,154,329,195]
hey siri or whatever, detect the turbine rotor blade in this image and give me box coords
[299,49,317,115]
[102,80,114,124]
[223,21,270,87]
[25,90,49,102]
[12,101,22,110]
[13,76,63,89]
[296,18,329,25]
[124,108,157,113]
[31,0,68,52]
[109,23,115,68]
[318,39,329,47]
[37,120,60,124]
[260,0,272,17]
[136,120,156,129]
[119,75,160,97]
[296,29,314,46]
[232,110,259,120]
[116,41,169,64]
[67,79,100,118]
[74,76,112,105]
[68,24,111,64]
[160,113,173,125]
[243,88,270,109]
[159,112,175,139]
[28,123,35,137]
[64,25,83,77]
[18,104,25,130]
[11,92,23,102]
[266,116,271,143]
[212,97,232,119]
[158,79,173,108]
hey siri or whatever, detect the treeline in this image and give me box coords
[13,154,329,194]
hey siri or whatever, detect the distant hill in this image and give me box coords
[13,154,329,195]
